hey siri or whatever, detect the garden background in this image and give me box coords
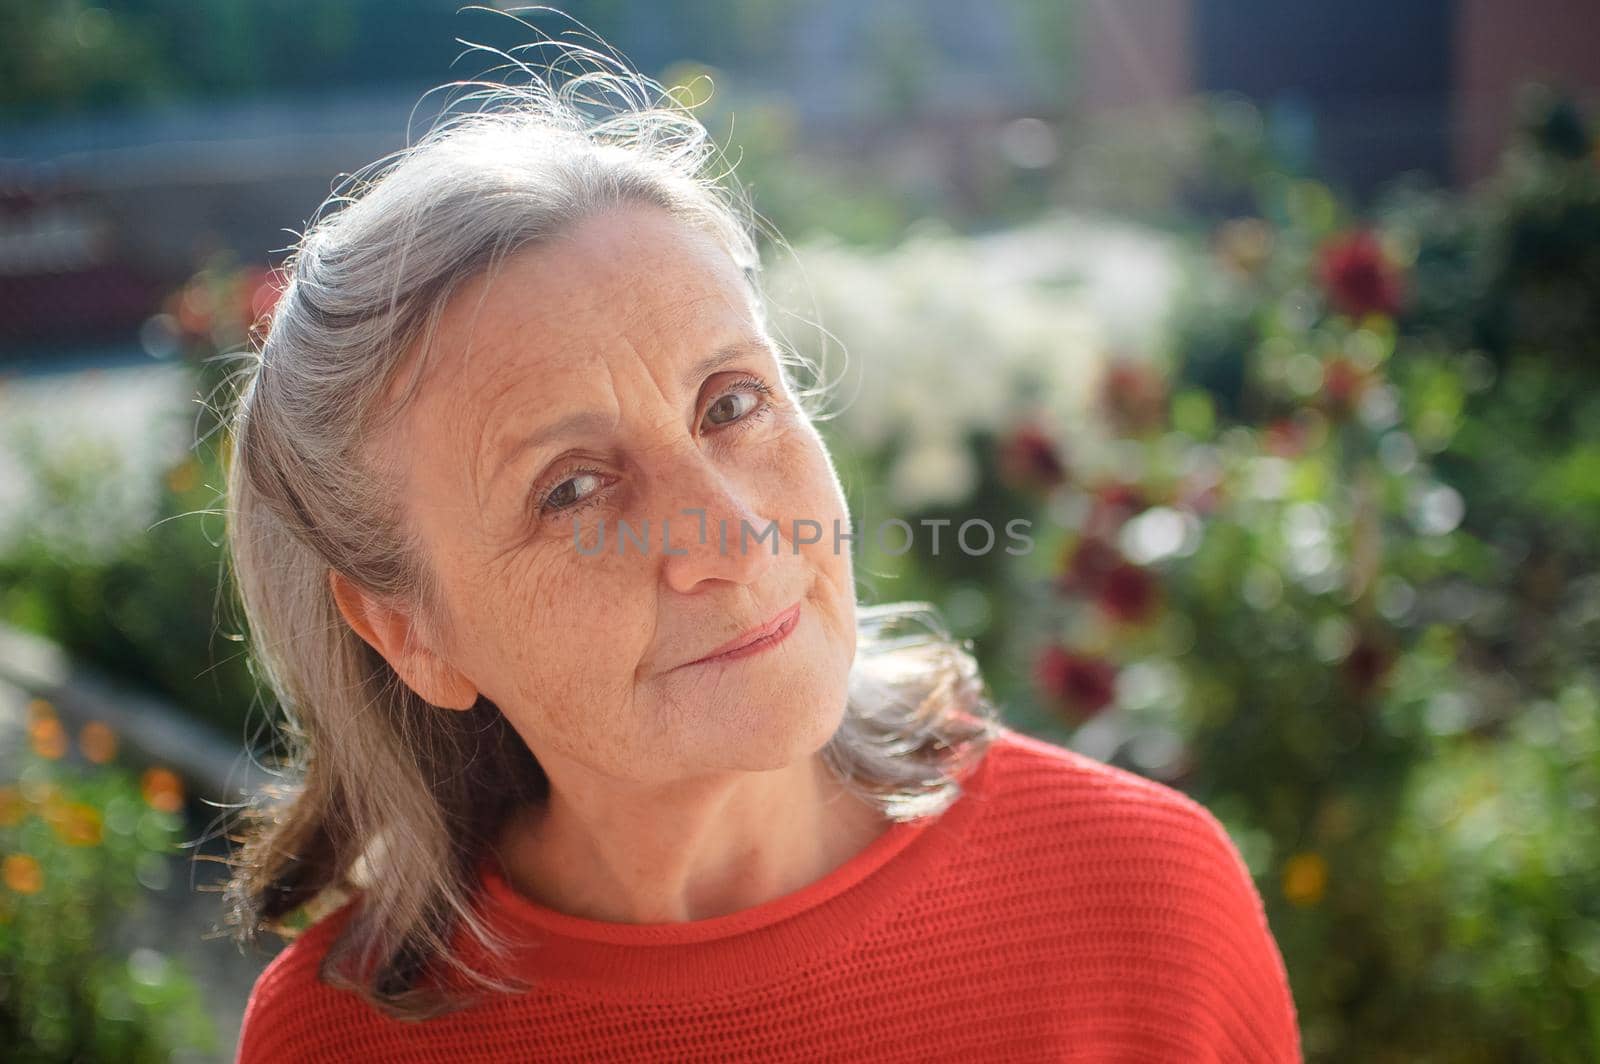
[2,2,1598,1061]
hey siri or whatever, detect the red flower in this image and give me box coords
[1055,536,1162,626]
[1055,534,1121,596]
[997,424,1068,492]
[172,282,214,340]
[1264,416,1309,458]
[1317,356,1372,422]
[1095,480,1146,512]
[1100,358,1168,437]
[1085,480,1149,537]
[1095,561,1162,626]
[240,265,285,343]
[1034,646,1118,721]
[1316,229,1404,320]
[1175,469,1226,516]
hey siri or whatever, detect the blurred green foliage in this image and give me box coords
[0,257,264,741]
[0,1,1077,128]
[763,82,1600,1062]
[0,700,215,1062]
[0,432,251,742]
[995,85,1600,1062]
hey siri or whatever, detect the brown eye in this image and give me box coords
[543,470,605,513]
[705,390,759,428]
[702,376,774,431]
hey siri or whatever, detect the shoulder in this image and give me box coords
[976,727,1303,1061]
[234,896,367,1064]
[982,725,1239,852]
[979,725,1268,921]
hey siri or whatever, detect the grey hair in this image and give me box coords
[219,14,1004,1022]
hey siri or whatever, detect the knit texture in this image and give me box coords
[235,727,1302,1062]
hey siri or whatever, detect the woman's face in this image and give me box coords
[382,204,857,789]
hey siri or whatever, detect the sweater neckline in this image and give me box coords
[468,739,1002,998]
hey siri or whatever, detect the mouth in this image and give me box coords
[681,601,803,669]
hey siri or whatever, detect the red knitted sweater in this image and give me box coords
[235,728,1302,1062]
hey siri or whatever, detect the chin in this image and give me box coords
[711,678,851,772]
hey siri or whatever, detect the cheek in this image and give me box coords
[767,430,855,651]
[770,420,846,515]
[459,544,653,715]
[782,430,850,561]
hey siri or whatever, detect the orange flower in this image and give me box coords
[78,721,118,764]
[164,458,200,495]
[1214,216,1274,277]
[0,787,24,827]
[29,716,67,760]
[141,767,185,814]
[51,803,103,848]
[1282,852,1328,907]
[39,796,68,828]
[26,698,55,725]
[176,282,215,339]
[2,854,42,895]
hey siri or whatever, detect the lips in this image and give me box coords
[684,601,802,666]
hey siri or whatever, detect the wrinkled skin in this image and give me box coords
[329,204,888,923]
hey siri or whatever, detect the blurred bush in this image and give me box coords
[0,698,214,1062]
[988,85,1599,1062]
[0,257,270,743]
[756,81,1600,1062]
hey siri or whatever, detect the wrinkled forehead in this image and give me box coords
[384,207,756,413]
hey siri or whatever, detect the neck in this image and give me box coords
[491,752,890,925]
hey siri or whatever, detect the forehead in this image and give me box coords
[398,205,755,408]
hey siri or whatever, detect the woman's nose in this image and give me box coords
[652,454,778,595]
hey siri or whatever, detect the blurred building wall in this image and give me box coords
[1078,0,1192,112]
[1192,0,1456,200]
[1076,0,1600,200]
[7,0,1600,356]
[1455,0,1600,184]
[1,88,434,353]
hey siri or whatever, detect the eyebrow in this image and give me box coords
[483,340,768,492]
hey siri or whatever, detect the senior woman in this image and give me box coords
[225,50,1301,1064]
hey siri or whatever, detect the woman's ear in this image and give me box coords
[327,568,480,710]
